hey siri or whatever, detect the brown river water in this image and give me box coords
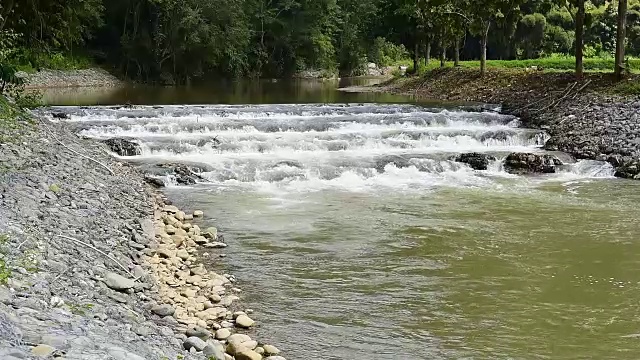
[44,78,640,359]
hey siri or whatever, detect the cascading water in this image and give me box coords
[51,103,614,192]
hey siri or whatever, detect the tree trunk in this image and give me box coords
[454,37,460,66]
[425,42,431,65]
[440,44,446,68]
[414,39,420,75]
[480,22,490,76]
[615,0,628,80]
[575,0,585,79]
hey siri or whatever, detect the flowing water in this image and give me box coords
[45,80,640,359]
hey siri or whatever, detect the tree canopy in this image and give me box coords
[1,0,638,81]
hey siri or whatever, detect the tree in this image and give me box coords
[615,0,628,79]
[575,0,585,78]
[517,13,547,58]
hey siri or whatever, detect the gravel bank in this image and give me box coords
[23,68,123,89]
[342,68,640,180]
[0,111,285,359]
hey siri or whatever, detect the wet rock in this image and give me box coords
[264,357,287,360]
[203,227,218,240]
[103,272,135,291]
[504,153,562,174]
[102,138,141,156]
[614,160,640,179]
[454,152,497,170]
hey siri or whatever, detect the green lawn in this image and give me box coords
[396,57,640,74]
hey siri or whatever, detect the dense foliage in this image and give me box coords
[0,0,638,81]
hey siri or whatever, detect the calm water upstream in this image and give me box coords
[45,79,640,359]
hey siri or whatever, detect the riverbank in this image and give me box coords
[342,68,640,180]
[23,68,123,89]
[0,100,285,359]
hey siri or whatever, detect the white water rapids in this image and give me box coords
[52,103,614,192]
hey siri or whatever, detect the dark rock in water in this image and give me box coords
[51,112,69,119]
[157,163,205,185]
[103,138,141,156]
[374,155,411,173]
[274,160,303,169]
[504,152,562,174]
[144,176,166,188]
[454,152,497,170]
[614,160,640,179]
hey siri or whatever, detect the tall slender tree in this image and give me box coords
[615,0,628,80]
[575,0,585,78]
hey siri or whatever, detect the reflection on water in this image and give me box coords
[41,78,405,106]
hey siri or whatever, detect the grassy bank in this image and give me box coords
[391,56,640,74]
[10,49,93,74]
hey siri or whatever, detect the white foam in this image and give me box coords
[62,104,613,193]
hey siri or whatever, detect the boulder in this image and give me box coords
[215,328,231,340]
[186,325,211,339]
[454,152,497,170]
[151,304,175,317]
[203,227,218,240]
[103,272,135,291]
[503,153,562,174]
[262,345,280,356]
[235,348,263,360]
[235,314,255,328]
[203,342,226,360]
[102,138,141,156]
[614,160,640,179]
[183,336,207,352]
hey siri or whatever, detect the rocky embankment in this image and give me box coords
[0,112,284,359]
[22,68,123,89]
[347,68,640,180]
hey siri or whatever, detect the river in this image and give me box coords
[44,79,640,359]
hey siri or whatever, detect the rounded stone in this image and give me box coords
[183,336,207,351]
[235,314,255,328]
[151,304,175,317]
[215,328,231,340]
[263,345,280,356]
[186,325,211,339]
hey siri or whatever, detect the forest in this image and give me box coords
[0,0,639,82]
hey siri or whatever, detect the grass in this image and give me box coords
[12,49,92,73]
[399,56,640,74]
[611,78,640,95]
[0,234,11,285]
